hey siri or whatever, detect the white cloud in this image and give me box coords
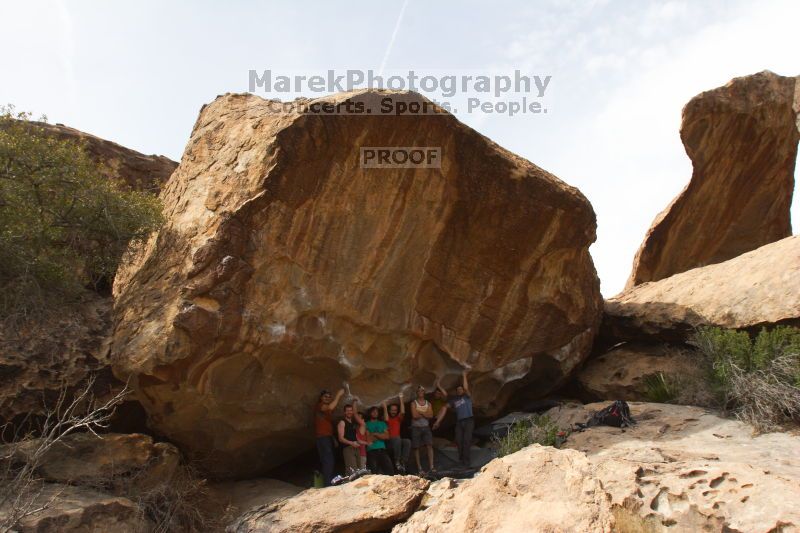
[496,0,799,296]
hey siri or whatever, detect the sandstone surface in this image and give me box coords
[394,445,614,533]
[229,475,428,533]
[549,402,800,532]
[111,90,602,475]
[605,235,800,343]
[627,71,799,288]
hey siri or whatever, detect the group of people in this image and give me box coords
[314,371,474,486]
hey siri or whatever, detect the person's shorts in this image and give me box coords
[411,425,433,448]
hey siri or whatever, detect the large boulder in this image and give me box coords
[401,403,800,532]
[604,235,800,343]
[627,71,799,289]
[111,90,602,476]
[229,475,429,533]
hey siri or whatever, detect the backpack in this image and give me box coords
[577,400,636,429]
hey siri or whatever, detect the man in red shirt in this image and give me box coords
[315,388,344,486]
[382,392,411,473]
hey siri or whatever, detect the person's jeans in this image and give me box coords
[454,417,475,466]
[316,436,335,485]
[366,448,395,475]
[388,437,411,465]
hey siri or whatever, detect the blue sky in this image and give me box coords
[1,0,797,295]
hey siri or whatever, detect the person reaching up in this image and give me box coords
[410,385,436,474]
[365,406,394,475]
[433,370,474,467]
[315,388,344,486]
[383,393,411,473]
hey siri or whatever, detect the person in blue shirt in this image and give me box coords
[433,370,474,467]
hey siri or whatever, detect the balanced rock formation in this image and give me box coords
[230,475,429,533]
[627,71,799,288]
[401,403,800,532]
[605,235,800,343]
[111,90,602,475]
[576,342,700,401]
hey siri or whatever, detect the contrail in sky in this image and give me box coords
[378,0,410,76]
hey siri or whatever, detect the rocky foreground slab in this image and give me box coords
[396,402,800,532]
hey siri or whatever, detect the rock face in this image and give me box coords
[0,294,116,426]
[395,445,614,533]
[576,343,700,401]
[605,236,800,343]
[230,475,429,533]
[111,90,602,476]
[21,120,177,193]
[627,71,799,289]
[402,403,800,532]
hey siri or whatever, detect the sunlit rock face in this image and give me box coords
[626,71,799,289]
[111,90,601,476]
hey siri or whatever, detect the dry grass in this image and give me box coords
[125,462,216,533]
[0,374,218,532]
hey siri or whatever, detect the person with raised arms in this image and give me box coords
[383,393,411,473]
[410,385,436,474]
[433,370,474,467]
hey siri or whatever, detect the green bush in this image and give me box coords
[690,326,800,430]
[0,106,163,318]
[493,414,563,457]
